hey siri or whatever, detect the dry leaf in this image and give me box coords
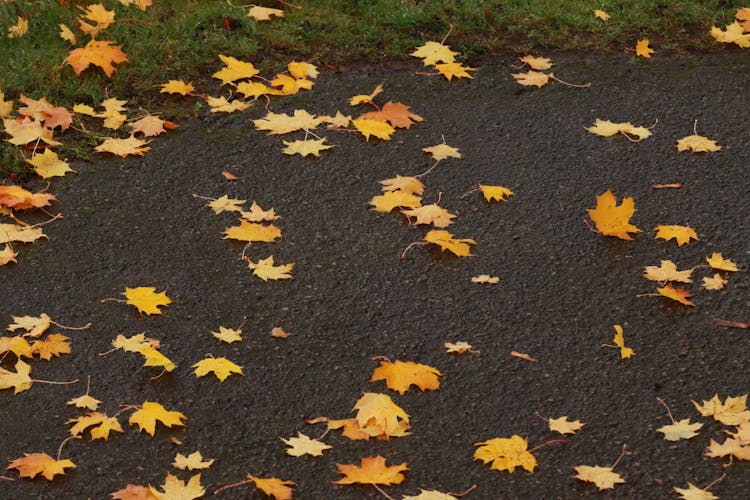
[434,62,476,80]
[479,185,514,202]
[129,401,186,436]
[67,411,124,440]
[369,190,422,212]
[223,221,281,243]
[247,6,284,21]
[692,394,750,425]
[657,418,702,441]
[635,39,655,58]
[370,360,442,394]
[587,119,652,141]
[512,70,553,88]
[352,118,396,141]
[379,175,424,195]
[549,416,585,435]
[95,136,150,157]
[471,274,499,284]
[7,453,75,480]
[643,260,693,283]
[212,326,242,343]
[281,432,332,457]
[656,284,696,307]
[703,274,728,291]
[474,435,537,473]
[352,392,410,438]
[654,225,698,246]
[519,55,553,70]
[206,96,251,113]
[192,357,243,382]
[271,327,290,338]
[673,483,718,500]
[359,101,423,129]
[334,456,408,485]
[611,325,634,359]
[121,287,171,315]
[149,473,204,500]
[422,143,461,161]
[587,189,641,240]
[253,110,322,135]
[160,80,194,95]
[401,204,456,227]
[574,465,625,490]
[676,134,721,153]
[27,149,75,178]
[410,41,457,66]
[594,9,610,21]
[282,138,332,157]
[172,451,214,471]
[444,341,475,354]
[246,474,296,500]
[706,253,738,272]
[7,313,51,338]
[212,54,259,85]
[423,230,476,257]
[350,84,384,106]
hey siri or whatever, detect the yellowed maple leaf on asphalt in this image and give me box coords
[474,435,537,473]
[610,325,634,359]
[379,175,424,195]
[705,421,750,461]
[656,284,695,307]
[225,80,274,99]
[27,149,75,178]
[67,393,101,411]
[0,359,33,393]
[193,357,243,382]
[7,313,51,338]
[434,62,476,80]
[129,401,186,435]
[111,333,154,352]
[247,6,284,21]
[247,256,294,281]
[587,118,652,141]
[676,134,721,153]
[369,190,422,212]
[424,229,476,257]
[444,341,476,354]
[160,80,194,95]
[352,118,395,140]
[203,194,245,214]
[138,346,176,372]
[574,464,625,490]
[67,411,124,440]
[0,224,47,244]
[95,136,150,157]
[422,143,461,161]
[643,260,693,283]
[654,225,698,246]
[149,473,204,500]
[402,489,456,500]
[636,39,655,58]
[334,456,408,485]
[0,244,17,265]
[0,335,32,358]
[480,185,514,202]
[410,41,458,66]
[254,110,323,135]
[401,203,456,227]
[549,416,585,435]
[322,111,352,128]
[212,54,259,84]
[212,326,242,343]
[223,220,281,243]
[7,453,75,480]
[270,73,314,95]
[240,201,280,222]
[31,333,71,360]
[519,55,553,70]
[121,287,172,315]
[471,274,499,284]
[288,61,319,79]
[657,418,703,441]
[173,451,214,470]
[370,360,442,394]
[587,189,641,240]
[693,394,750,425]
[702,274,728,291]
[129,115,178,137]
[281,432,332,457]
[353,392,410,438]
[246,474,296,499]
[706,252,738,271]
[512,70,553,87]
[360,101,423,129]
[206,96,251,113]
[350,84,384,106]
[282,138,332,157]
[673,483,719,500]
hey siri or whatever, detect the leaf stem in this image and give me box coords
[459,186,480,199]
[656,397,676,424]
[49,320,91,331]
[149,368,168,381]
[372,484,395,500]
[214,478,253,495]
[527,438,566,453]
[400,241,427,260]
[57,435,80,461]
[440,24,454,45]
[534,411,549,423]
[449,484,477,497]
[415,159,440,178]
[549,75,591,88]
[703,473,726,491]
[33,378,79,386]
[610,444,627,470]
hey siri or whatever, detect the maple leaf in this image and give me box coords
[149,473,204,500]
[656,284,695,307]
[676,134,721,153]
[65,40,127,77]
[474,435,537,473]
[655,225,698,246]
[240,201,281,222]
[206,96,251,113]
[212,54,259,85]
[7,453,75,480]
[360,101,423,129]
[702,274,728,291]
[434,62,476,81]
[235,81,284,100]
[7,16,28,39]
[223,220,281,243]
[410,41,458,66]
[270,74,314,95]
[288,61,318,79]
[512,70,553,88]
[0,91,13,117]
[247,256,294,281]
[334,456,408,485]
[253,110,322,135]
[710,22,750,47]
[192,356,243,381]
[471,274,499,284]
[636,39,655,58]
[350,84,384,106]
[0,244,17,265]
[200,194,245,214]
[480,185,514,202]
[0,185,56,210]
[0,223,47,244]
[31,333,71,360]
[7,313,51,337]
[212,326,242,343]
[371,360,442,394]
[587,119,652,141]
[0,359,33,393]
[119,0,153,11]
[271,326,290,338]
[129,401,186,436]
[611,325,635,359]
[594,9,611,21]
[95,136,150,157]
[111,484,158,500]
[402,490,456,500]
[173,451,214,470]
[673,483,718,500]
[423,229,476,257]
[0,336,33,358]
[322,111,352,128]
[78,3,116,35]
[59,23,77,45]
[129,116,178,137]
[121,287,172,315]
[247,474,296,500]
[657,418,702,441]
[369,190,422,212]
[643,260,693,283]
[160,80,194,95]
[444,341,475,354]
[28,149,75,178]
[3,117,61,146]
[68,411,124,440]
[422,143,461,161]
[401,204,456,228]
[706,252,738,272]
[111,333,153,352]
[247,6,285,21]
[693,394,750,425]
[282,138,332,157]
[281,432,332,457]
[587,189,641,240]
[352,118,396,140]
[139,346,176,372]
[18,94,73,131]
[353,392,410,438]
[549,416,585,435]
[574,465,625,490]
[67,393,101,411]
[519,55,553,70]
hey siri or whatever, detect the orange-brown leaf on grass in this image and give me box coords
[8,313,53,339]
[359,101,423,129]
[594,9,611,21]
[223,220,281,243]
[129,116,178,137]
[3,117,61,146]
[111,484,158,500]
[379,176,424,195]
[643,260,693,283]
[574,465,625,490]
[282,138,332,157]
[129,401,186,436]
[636,39,655,58]
[0,224,47,244]
[31,333,71,360]
[480,185,514,202]
[17,94,73,131]
[0,336,33,358]
[246,474,296,500]
[7,16,28,38]
[65,39,127,77]
[7,453,75,480]
[401,204,456,228]
[474,435,537,473]
[369,190,422,212]
[350,84,384,106]
[676,134,721,153]
[370,360,442,394]
[253,110,323,135]
[28,149,75,178]
[424,229,476,257]
[0,185,56,210]
[121,287,172,315]
[655,225,698,246]
[549,416,585,435]
[160,80,194,96]
[247,6,285,21]
[656,284,695,307]
[281,432,332,457]
[353,392,411,438]
[173,451,214,471]
[710,22,750,47]
[587,119,652,141]
[703,274,728,291]
[247,256,293,281]
[693,394,750,425]
[410,41,458,65]
[149,473,204,500]
[512,70,553,88]
[519,55,553,70]
[334,456,408,486]
[192,356,243,381]
[434,62,476,81]
[68,411,124,440]
[422,142,462,161]
[0,359,33,393]
[0,244,18,265]
[587,189,641,240]
[95,136,150,157]
[352,118,396,140]
[78,3,115,36]
[706,252,738,271]
[212,54,259,85]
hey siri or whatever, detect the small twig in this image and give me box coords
[274,0,302,9]
[651,183,682,189]
[636,293,660,298]
[534,411,549,423]
[101,297,127,304]
[415,71,440,77]
[0,475,14,481]
[440,25,454,45]
[693,119,699,135]
[112,404,141,419]
[703,473,727,492]
[57,435,80,461]
[32,377,79,386]
[583,218,599,233]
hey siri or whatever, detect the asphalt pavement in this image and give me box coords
[2,53,750,499]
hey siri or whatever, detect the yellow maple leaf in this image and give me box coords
[702,274,728,291]
[350,84,384,106]
[247,256,294,281]
[27,148,75,178]
[0,359,33,393]
[445,342,476,354]
[370,360,442,394]
[212,326,242,343]
[235,80,284,99]
[65,39,128,77]
[642,260,693,283]
[78,3,115,35]
[129,401,186,436]
[172,451,214,471]
[352,118,395,140]
[282,138,332,157]
[706,252,738,271]
[111,332,153,352]
[657,418,702,441]
[594,9,610,21]
[0,335,33,358]
[423,229,476,257]
[474,435,537,473]
[636,39,655,58]
[281,432,332,457]
[129,115,178,137]
[270,326,290,338]
[710,22,750,47]
[656,284,696,307]
[7,313,51,338]
[654,225,698,246]
[288,61,318,79]
[0,91,13,117]
[676,134,721,153]
[67,393,101,411]
[223,220,281,242]
[410,41,458,66]
[254,110,322,135]
[479,185,514,202]
[587,189,641,240]
[369,190,422,212]
[212,54,259,85]
[246,474,296,500]
[512,70,553,87]
[247,6,285,21]
[7,16,28,39]
[160,80,194,95]
[270,74,314,95]
[673,483,719,500]
[549,416,585,435]
[192,356,243,381]
[149,473,204,500]
[353,392,410,438]
[122,287,172,315]
[402,490,457,500]
[7,452,75,480]
[3,117,61,146]
[95,136,150,157]
[67,411,124,440]
[587,118,652,141]
[139,346,176,372]
[693,394,750,425]
[422,143,461,161]
[0,223,47,244]
[574,465,625,490]
[240,201,280,222]
[471,274,499,284]
[519,55,553,70]
[434,62,476,81]
[322,111,352,128]
[611,325,634,359]
[31,333,71,360]
[206,96,251,113]
[0,244,17,265]
[401,204,456,228]
[379,176,424,195]
[201,194,245,214]
[334,456,408,485]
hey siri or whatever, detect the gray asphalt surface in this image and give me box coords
[2,53,750,499]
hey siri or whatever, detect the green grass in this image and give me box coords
[0,0,745,175]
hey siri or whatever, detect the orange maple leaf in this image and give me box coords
[65,39,128,77]
[7,453,76,480]
[334,456,408,485]
[656,284,696,307]
[0,185,56,210]
[587,189,641,240]
[370,359,442,394]
[246,474,296,500]
[359,101,423,129]
[30,333,71,360]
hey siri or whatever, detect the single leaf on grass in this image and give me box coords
[472,274,499,284]
[212,326,242,343]
[31,333,71,360]
[587,189,641,240]
[636,39,655,58]
[422,142,461,161]
[353,392,410,438]
[410,41,458,65]
[594,9,610,21]
[281,432,332,457]
[3,117,61,146]
[548,416,585,435]
[282,138,332,157]
[173,451,214,471]
[643,260,693,283]
[129,401,186,436]
[206,96,251,113]
[65,40,127,77]
[212,54,259,84]
[676,134,721,153]
[67,411,123,440]
[0,359,33,393]
[7,453,75,480]
[359,101,423,129]
[17,94,72,131]
[370,360,442,394]
[7,313,51,337]
[247,256,293,281]
[253,110,322,135]
[27,149,75,178]
[423,229,476,257]
[223,221,281,243]
[656,284,695,307]
[369,190,422,212]
[480,185,514,202]
[574,465,625,490]
[246,474,296,500]
[654,225,698,246]
[401,204,456,227]
[149,473,204,500]
[703,274,728,291]
[160,80,194,95]
[193,357,243,382]
[587,119,652,141]
[474,435,537,473]
[78,3,115,35]
[706,253,738,271]
[352,118,395,140]
[95,136,150,157]
[7,16,28,38]
[512,70,553,88]
[692,394,750,425]
[247,6,284,21]
[434,62,476,80]
[334,456,408,485]
[121,287,171,315]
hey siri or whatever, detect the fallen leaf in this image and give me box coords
[7,16,28,39]
[253,110,322,135]
[111,484,158,500]
[352,118,395,140]
[246,474,296,500]
[172,451,214,471]
[247,6,284,21]
[149,473,204,500]
[160,80,194,95]
[654,225,698,246]
[594,9,610,21]
[288,61,318,79]
[95,136,150,157]
[212,326,242,343]
[402,489,456,500]
[434,62,476,80]
[65,39,128,77]
[673,483,718,500]
[706,253,738,272]
[129,115,178,137]
[676,134,721,153]
[0,245,17,265]
[657,418,702,441]
[67,411,124,440]
[587,118,652,141]
[474,435,537,473]
[27,149,75,178]
[270,74,313,95]
[111,333,154,352]
[636,39,655,58]
[203,195,245,214]
[282,138,332,157]
[519,55,553,70]
[370,360,442,394]
[703,274,728,291]
[480,185,514,202]
[643,260,693,283]
[220,170,238,180]
[656,284,696,307]
[0,224,47,244]
[422,143,461,161]
[0,359,33,393]
[512,70,553,88]
[240,202,280,222]
[129,401,186,436]
[410,41,458,66]
[587,189,641,240]
[7,453,75,480]
[710,22,750,47]
[352,392,410,438]
[31,333,71,360]
[369,190,422,212]
[122,287,172,315]
[212,54,259,85]
[693,394,750,425]
[271,327,290,338]
[3,117,61,146]
[192,357,243,381]
[223,220,281,243]
[444,341,475,354]
[573,465,625,490]
[206,96,251,113]
[281,432,332,457]
[247,256,294,281]
[334,456,408,485]
[360,101,423,129]
[350,84,384,106]
[423,229,476,257]
[0,336,32,358]
[401,204,456,227]
[67,393,101,411]
[471,274,499,284]
[611,325,634,359]
[7,313,51,338]
[138,346,176,372]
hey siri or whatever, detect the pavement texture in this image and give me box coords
[2,53,750,499]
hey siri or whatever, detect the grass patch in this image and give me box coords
[0,0,744,175]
